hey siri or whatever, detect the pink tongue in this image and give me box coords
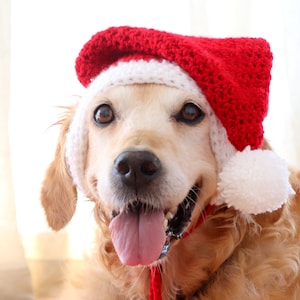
[109,209,165,266]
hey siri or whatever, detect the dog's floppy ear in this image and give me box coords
[41,108,77,230]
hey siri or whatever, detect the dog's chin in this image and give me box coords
[109,184,201,266]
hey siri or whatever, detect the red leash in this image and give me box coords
[149,265,162,300]
[149,205,214,300]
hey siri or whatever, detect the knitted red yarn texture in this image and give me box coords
[75,26,273,152]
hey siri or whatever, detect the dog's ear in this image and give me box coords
[40,108,77,231]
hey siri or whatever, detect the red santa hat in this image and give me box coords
[66,26,294,215]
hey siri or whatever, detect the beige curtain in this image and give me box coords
[0,0,34,299]
[1,0,299,299]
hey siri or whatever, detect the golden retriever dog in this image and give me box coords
[40,27,300,299]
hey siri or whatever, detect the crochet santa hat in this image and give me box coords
[66,26,294,215]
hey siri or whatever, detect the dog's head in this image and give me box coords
[41,26,293,267]
[41,83,218,266]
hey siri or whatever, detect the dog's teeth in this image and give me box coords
[165,212,174,220]
[163,218,168,231]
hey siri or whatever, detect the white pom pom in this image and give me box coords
[214,147,294,214]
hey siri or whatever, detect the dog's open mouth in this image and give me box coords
[109,185,199,266]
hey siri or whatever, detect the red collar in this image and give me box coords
[149,204,214,300]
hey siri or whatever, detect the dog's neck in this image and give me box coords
[96,204,246,299]
[149,205,215,300]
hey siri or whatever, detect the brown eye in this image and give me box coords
[93,104,115,125]
[176,102,205,125]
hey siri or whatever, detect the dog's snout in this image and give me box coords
[114,150,161,187]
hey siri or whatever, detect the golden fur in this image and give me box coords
[41,84,300,299]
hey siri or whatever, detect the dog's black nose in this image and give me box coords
[114,150,161,187]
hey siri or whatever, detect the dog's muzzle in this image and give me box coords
[109,150,200,266]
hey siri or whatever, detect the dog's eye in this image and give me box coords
[177,103,205,125]
[93,104,115,125]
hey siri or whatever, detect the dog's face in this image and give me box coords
[83,84,218,266]
[41,83,218,267]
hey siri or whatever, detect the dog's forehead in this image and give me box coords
[91,84,204,112]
